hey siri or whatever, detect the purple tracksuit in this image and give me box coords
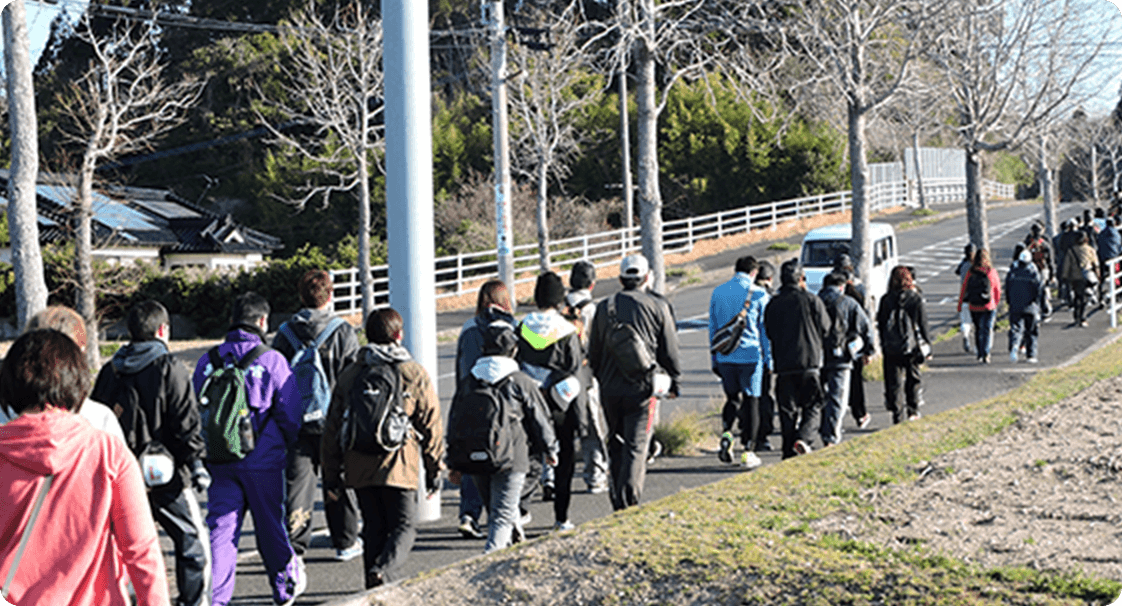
[192,329,302,606]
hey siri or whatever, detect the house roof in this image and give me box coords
[0,172,283,256]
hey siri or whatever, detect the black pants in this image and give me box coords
[757,368,776,446]
[775,370,823,459]
[1071,279,1092,323]
[849,357,867,422]
[552,410,579,524]
[882,353,922,423]
[149,486,210,606]
[355,485,417,587]
[286,432,360,554]
[603,394,656,511]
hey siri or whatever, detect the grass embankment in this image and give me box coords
[587,337,1122,605]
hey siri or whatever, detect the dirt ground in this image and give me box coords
[811,374,1122,581]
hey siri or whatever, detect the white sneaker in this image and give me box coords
[281,557,307,606]
[1009,350,1018,363]
[739,451,763,469]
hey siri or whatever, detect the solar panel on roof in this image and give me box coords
[131,198,203,220]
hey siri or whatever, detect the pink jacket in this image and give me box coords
[958,265,1001,312]
[0,410,169,605]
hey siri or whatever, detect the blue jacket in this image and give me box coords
[1004,260,1045,317]
[1097,224,1121,265]
[192,328,300,471]
[709,273,771,368]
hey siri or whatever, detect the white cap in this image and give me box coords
[620,254,650,279]
[1018,249,1032,265]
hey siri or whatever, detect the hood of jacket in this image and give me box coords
[111,339,169,375]
[519,309,577,351]
[362,342,412,366]
[470,355,521,384]
[565,289,592,308]
[285,307,338,342]
[0,410,90,476]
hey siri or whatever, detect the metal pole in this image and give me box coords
[488,0,515,310]
[384,0,437,383]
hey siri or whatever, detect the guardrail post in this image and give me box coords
[770,202,777,230]
[455,253,463,295]
[1111,258,1119,329]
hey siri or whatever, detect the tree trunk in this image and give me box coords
[358,151,374,317]
[848,102,872,311]
[1040,134,1057,241]
[536,162,550,271]
[1090,144,1099,204]
[77,158,99,370]
[913,132,927,211]
[3,1,47,332]
[634,7,663,293]
[964,148,989,251]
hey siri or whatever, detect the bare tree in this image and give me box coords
[780,0,946,305]
[56,13,203,369]
[928,0,1115,251]
[257,0,384,316]
[878,81,952,212]
[508,0,605,272]
[3,0,48,330]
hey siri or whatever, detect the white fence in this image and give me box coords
[331,177,1011,315]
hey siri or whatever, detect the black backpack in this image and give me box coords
[603,294,655,382]
[446,375,517,475]
[339,357,411,455]
[965,268,991,306]
[882,293,918,357]
[820,294,849,359]
[106,365,154,457]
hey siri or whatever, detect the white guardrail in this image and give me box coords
[330,178,1011,315]
[1107,257,1122,329]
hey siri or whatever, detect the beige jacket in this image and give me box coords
[322,344,444,492]
[1062,243,1099,284]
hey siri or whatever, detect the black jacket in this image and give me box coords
[272,308,360,433]
[588,287,682,400]
[763,284,831,375]
[91,340,204,492]
[876,288,930,355]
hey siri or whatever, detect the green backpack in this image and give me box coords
[200,344,270,464]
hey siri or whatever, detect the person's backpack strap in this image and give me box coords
[312,317,347,352]
[1,474,55,600]
[235,344,271,370]
[277,322,302,355]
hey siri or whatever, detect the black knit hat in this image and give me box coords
[570,261,596,290]
[534,272,567,309]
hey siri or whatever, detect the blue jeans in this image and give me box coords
[458,475,484,524]
[473,470,525,553]
[1008,311,1039,359]
[819,366,851,445]
[971,309,996,358]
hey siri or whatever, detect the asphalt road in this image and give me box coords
[180,200,1114,605]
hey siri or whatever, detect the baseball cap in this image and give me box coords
[620,254,649,279]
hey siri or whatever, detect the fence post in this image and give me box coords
[745,205,751,234]
[1112,258,1119,329]
[456,253,463,295]
[771,202,777,231]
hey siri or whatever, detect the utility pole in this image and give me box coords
[486,0,516,310]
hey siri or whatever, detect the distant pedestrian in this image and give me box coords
[0,330,170,605]
[877,265,931,424]
[446,319,558,552]
[1096,215,1121,302]
[321,308,444,587]
[453,280,515,539]
[273,270,363,564]
[1057,220,1078,305]
[763,259,831,458]
[1061,231,1100,327]
[754,261,777,450]
[708,255,770,469]
[588,253,681,509]
[954,243,978,354]
[564,261,609,495]
[192,292,304,606]
[91,301,212,606]
[817,272,874,446]
[1005,249,1045,363]
[958,248,1001,364]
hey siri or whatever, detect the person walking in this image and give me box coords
[588,253,681,510]
[273,270,363,563]
[708,255,769,469]
[1061,231,1100,327]
[453,280,515,539]
[321,308,444,588]
[954,243,978,354]
[817,272,874,446]
[91,300,212,606]
[446,319,559,552]
[1096,215,1121,303]
[564,261,609,494]
[753,261,778,450]
[763,259,831,459]
[0,329,171,605]
[877,265,931,424]
[192,292,305,606]
[1005,249,1046,363]
[957,248,1001,363]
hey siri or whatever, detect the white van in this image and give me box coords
[799,222,898,309]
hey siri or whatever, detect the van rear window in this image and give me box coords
[801,240,850,267]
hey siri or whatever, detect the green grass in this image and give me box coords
[767,242,798,251]
[99,342,123,358]
[653,403,718,456]
[582,336,1122,604]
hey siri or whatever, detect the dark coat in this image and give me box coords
[589,287,682,401]
[1005,261,1046,317]
[763,284,831,375]
[876,288,929,352]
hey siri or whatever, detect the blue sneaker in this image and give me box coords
[335,537,363,562]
